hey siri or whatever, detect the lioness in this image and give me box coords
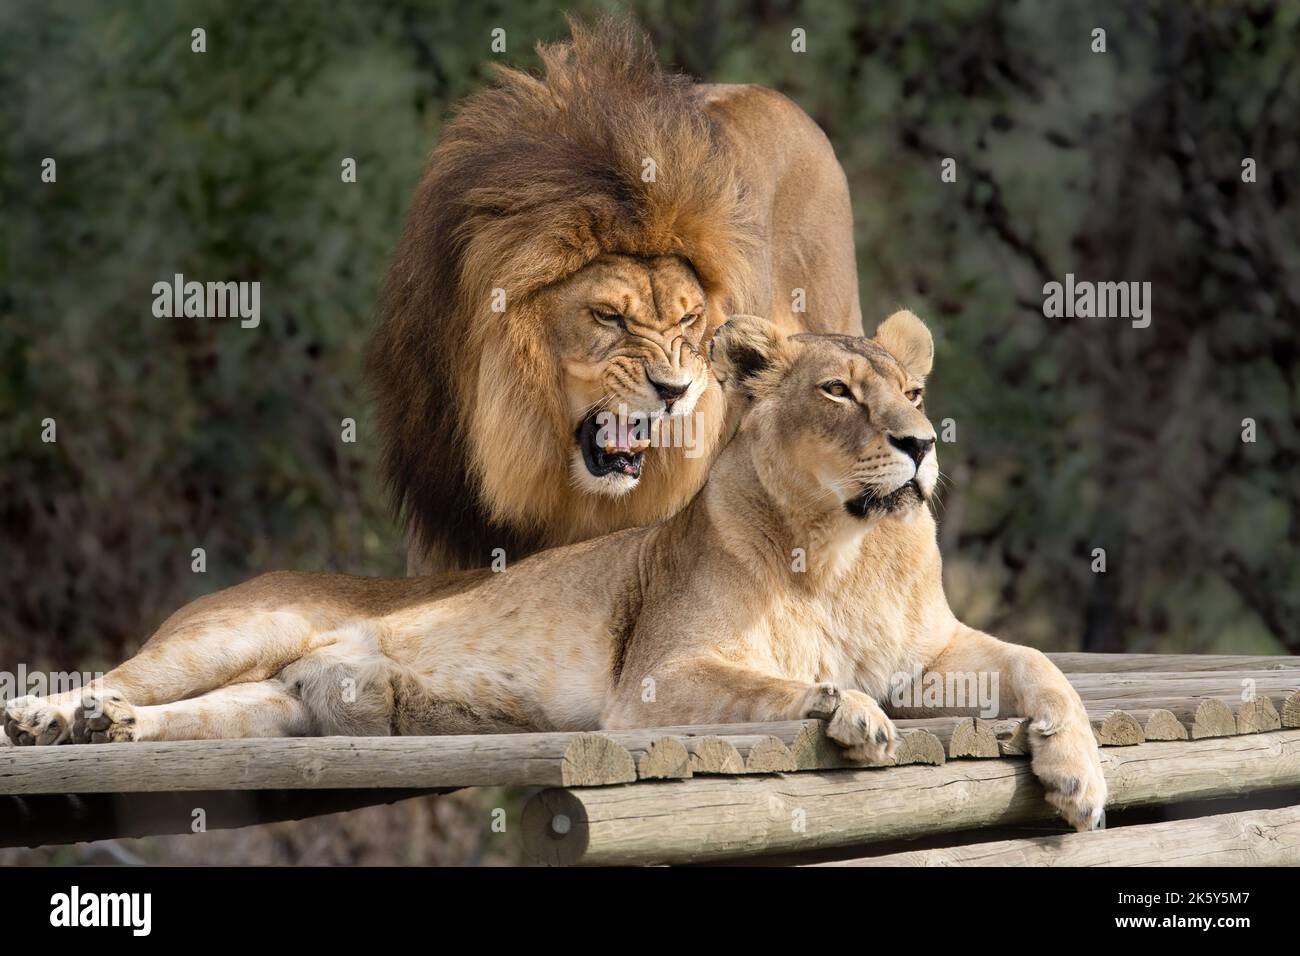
[370,18,863,575]
[4,311,1106,831]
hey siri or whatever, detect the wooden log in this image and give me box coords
[521,730,1300,866]
[1085,697,1244,739]
[683,736,745,774]
[893,729,946,766]
[1149,699,1235,739]
[988,718,1029,756]
[1121,709,1189,741]
[599,733,692,780]
[948,718,999,757]
[788,716,995,760]
[0,732,637,794]
[1284,691,1300,729]
[1068,674,1300,701]
[1235,697,1282,734]
[1089,710,1144,746]
[1050,653,1300,673]
[816,802,1300,867]
[635,719,945,769]
[732,735,798,773]
[889,718,993,758]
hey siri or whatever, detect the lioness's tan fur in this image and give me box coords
[368,18,862,574]
[5,313,1106,831]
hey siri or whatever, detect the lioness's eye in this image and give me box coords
[905,387,924,405]
[593,309,624,327]
[821,381,851,399]
[680,313,698,326]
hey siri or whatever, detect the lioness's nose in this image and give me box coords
[649,376,689,408]
[888,434,934,465]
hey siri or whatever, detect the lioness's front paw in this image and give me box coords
[74,690,139,744]
[3,695,75,745]
[1027,691,1108,832]
[819,686,898,765]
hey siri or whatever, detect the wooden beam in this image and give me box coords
[816,802,1300,867]
[1050,653,1300,673]
[521,730,1300,866]
[0,732,637,794]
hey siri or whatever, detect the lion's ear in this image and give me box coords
[709,314,786,392]
[872,310,934,380]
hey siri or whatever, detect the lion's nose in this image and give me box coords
[888,434,934,465]
[648,376,689,409]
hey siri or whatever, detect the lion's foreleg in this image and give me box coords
[603,658,899,763]
[920,625,1107,831]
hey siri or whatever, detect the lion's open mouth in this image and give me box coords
[577,415,646,480]
[845,479,923,518]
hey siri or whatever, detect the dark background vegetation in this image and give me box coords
[1,0,1297,863]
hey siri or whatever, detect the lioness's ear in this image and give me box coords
[709,314,785,391]
[873,310,934,380]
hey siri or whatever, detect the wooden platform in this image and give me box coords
[4,652,1300,864]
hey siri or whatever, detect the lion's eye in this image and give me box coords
[821,381,851,399]
[680,313,698,326]
[593,310,624,327]
[905,387,924,405]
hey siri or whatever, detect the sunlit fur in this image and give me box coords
[5,312,1106,832]
[366,17,863,573]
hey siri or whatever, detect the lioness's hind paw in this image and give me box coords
[3,695,74,746]
[75,690,139,744]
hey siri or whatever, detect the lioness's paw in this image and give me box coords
[824,687,898,765]
[3,695,75,746]
[74,690,139,744]
[1027,692,1108,831]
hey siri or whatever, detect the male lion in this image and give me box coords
[368,18,863,575]
[4,311,1107,831]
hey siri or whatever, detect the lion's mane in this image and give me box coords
[368,17,758,569]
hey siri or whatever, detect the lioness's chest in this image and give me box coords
[759,594,916,701]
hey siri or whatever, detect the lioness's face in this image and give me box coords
[719,312,938,521]
[541,254,713,497]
